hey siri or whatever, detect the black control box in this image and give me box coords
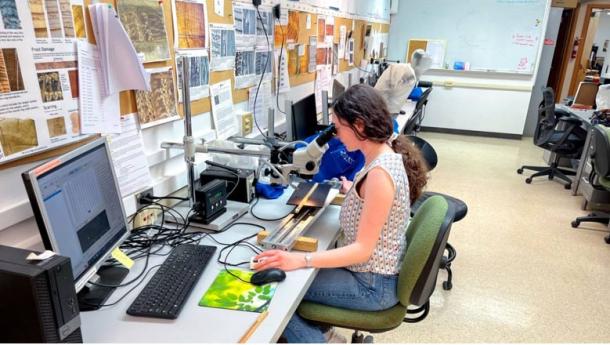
[200,166,255,204]
[0,245,83,342]
[194,179,227,224]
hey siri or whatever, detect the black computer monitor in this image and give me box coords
[291,93,319,141]
[22,137,131,309]
[332,79,346,100]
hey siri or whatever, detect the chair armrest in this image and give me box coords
[555,108,572,118]
[558,117,583,126]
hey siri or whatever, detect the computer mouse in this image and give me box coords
[250,268,286,286]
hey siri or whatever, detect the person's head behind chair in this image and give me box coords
[331,84,428,203]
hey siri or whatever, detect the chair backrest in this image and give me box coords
[406,135,438,171]
[402,87,432,135]
[534,87,559,146]
[397,195,453,307]
[414,87,432,113]
[591,125,610,179]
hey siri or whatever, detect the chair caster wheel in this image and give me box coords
[571,220,579,228]
[525,178,532,184]
[517,168,523,174]
[443,281,452,290]
[565,184,572,190]
[352,333,364,343]
[363,335,374,343]
[605,236,610,244]
[548,175,553,180]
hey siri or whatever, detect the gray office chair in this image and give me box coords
[571,125,610,244]
[403,85,432,136]
[517,87,587,189]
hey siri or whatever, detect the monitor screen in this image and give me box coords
[22,138,129,292]
[291,93,319,141]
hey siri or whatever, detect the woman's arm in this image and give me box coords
[254,167,395,271]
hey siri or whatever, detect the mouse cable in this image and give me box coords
[82,264,163,309]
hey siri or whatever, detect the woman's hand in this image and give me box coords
[253,250,306,271]
[339,176,353,194]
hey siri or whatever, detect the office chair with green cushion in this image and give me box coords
[407,135,467,291]
[571,125,610,244]
[297,195,454,343]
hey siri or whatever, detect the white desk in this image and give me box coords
[395,101,416,133]
[80,194,342,343]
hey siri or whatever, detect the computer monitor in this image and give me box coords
[574,82,598,107]
[332,79,346,100]
[290,93,319,141]
[22,137,130,308]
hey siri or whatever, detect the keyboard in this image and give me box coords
[127,244,216,319]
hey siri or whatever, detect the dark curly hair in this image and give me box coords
[332,84,428,203]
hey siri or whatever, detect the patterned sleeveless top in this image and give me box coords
[338,152,410,275]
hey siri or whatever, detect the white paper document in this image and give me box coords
[308,36,317,73]
[88,4,150,96]
[209,23,236,71]
[77,41,120,134]
[249,80,272,132]
[338,25,346,58]
[315,65,332,114]
[0,1,90,163]
[426,40,446,69]
[275,47,290,93]
[214,0,224,16]
[210,80,239,139]
[176,50,210,102]
[107,114,153,197]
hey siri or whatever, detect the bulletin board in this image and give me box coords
[334,16,353,73]
[0,0,388,170]
[285,10,317,87]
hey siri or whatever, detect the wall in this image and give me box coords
[560,0,610,99]
[387,0,551,136]
[0,0,381,248]
[524,8,564,136]
[592,11,610,57]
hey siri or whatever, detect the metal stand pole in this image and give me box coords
[180,56,196,207]
[267,107,275,137]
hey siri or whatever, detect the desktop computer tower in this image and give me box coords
[0,244,83,342]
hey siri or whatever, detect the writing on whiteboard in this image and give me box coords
[512,33,538,47]
[516,57,530,72]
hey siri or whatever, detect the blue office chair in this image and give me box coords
[517,87,587,189]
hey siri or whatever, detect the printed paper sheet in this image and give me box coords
[0,1,88,163]
[209,80,238,139]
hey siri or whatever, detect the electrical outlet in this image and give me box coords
[133,208,157,228]
[135,187,154,209]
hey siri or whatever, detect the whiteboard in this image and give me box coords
[389,0,550,74]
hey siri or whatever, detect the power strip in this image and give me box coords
[133,208,157,228]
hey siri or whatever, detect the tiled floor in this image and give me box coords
[339,132,610,343]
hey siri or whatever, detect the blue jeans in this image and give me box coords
[282,268,399,343]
